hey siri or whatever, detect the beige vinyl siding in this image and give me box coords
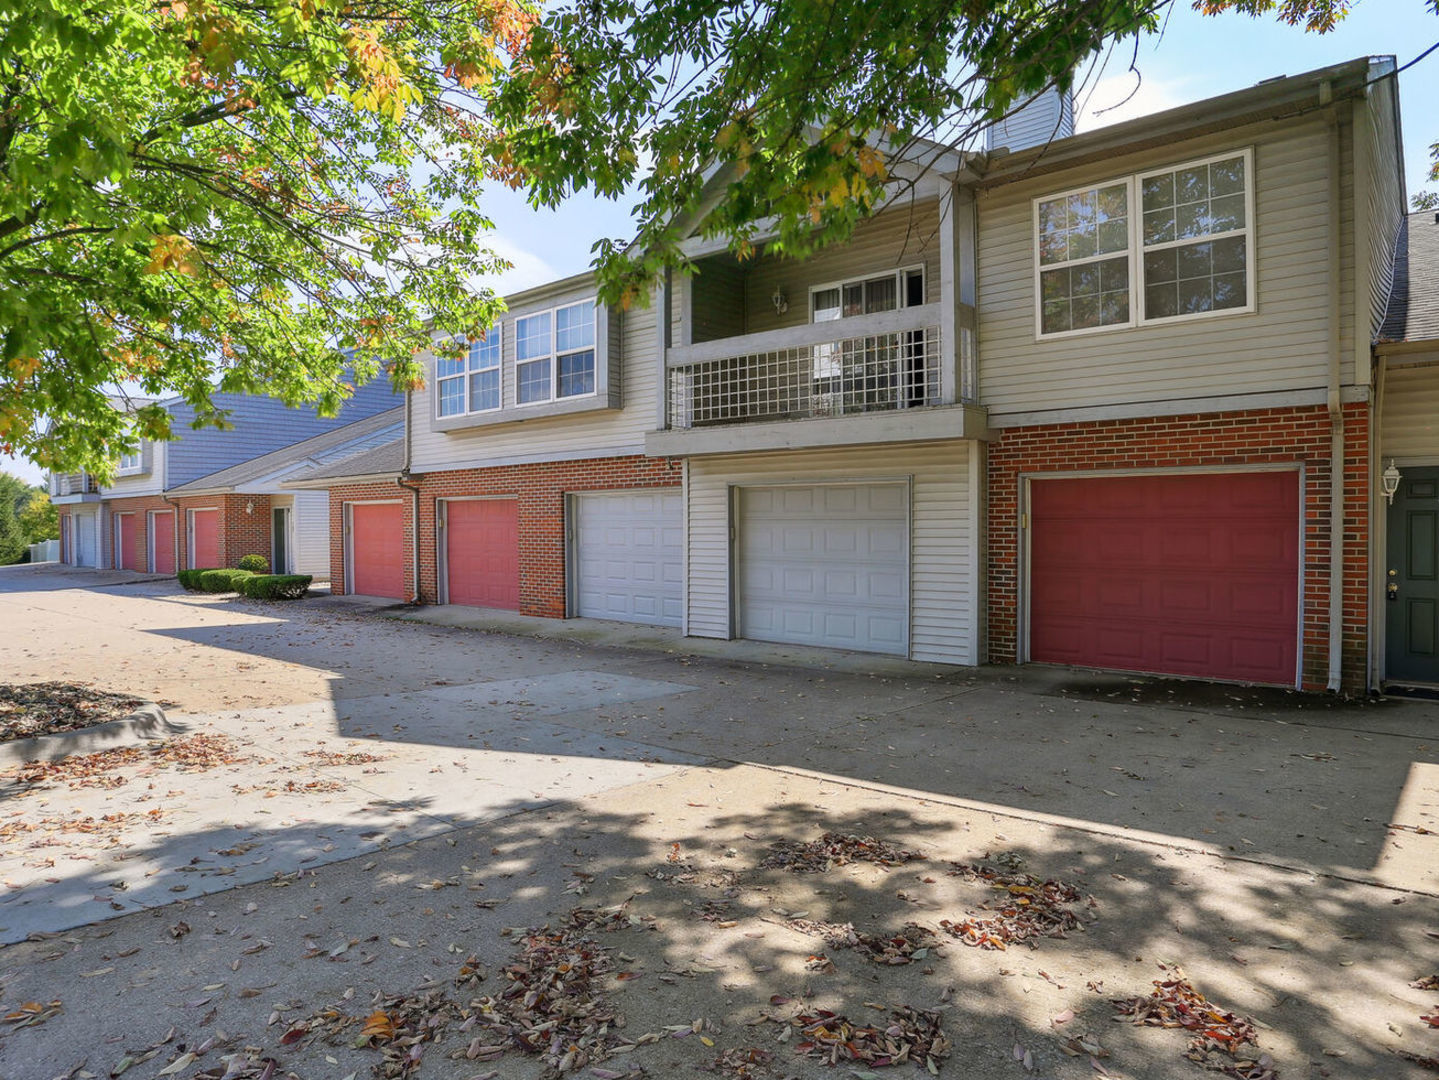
[978,118,1360,416]
[1359,81,1404,341]
[1381,361,1439,461]
[690,258,746,343]
[293,490,331,576]
[410,299,657,472]
[684,441,976,664]
[104,443,163,496]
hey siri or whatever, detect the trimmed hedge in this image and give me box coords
[237,554,269,573]
[177,568,219,590]
[197,569,255,593]
[238,574,312,601]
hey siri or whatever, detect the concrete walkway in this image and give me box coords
[0,567,1437,1079]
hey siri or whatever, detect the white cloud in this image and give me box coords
[473,235,562,296]
[1074,71,1194,134]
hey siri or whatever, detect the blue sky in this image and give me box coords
[6,0,1436,487]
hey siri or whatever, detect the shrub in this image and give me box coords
[178,568,217,590]
[238,574,312,601]
[198,568,254,593]
[237,554,269,573]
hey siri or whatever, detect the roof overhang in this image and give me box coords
[976,56,1383,190]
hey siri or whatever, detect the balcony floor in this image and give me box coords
[645,403,991,458]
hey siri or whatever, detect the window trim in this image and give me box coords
[1031,146,1256,342]
[807,265,926,323]
[115,449,144,476]
[513,299,599,409]
[435,327,504,419]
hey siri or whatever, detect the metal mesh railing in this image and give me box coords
[668,325,942,429]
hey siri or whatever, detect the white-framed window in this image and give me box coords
[1033,147,1254,339]
[515,299,596,406]
[116,447,144,474]
[810,267,924,378]
[436,328,502,418]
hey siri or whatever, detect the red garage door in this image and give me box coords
[444,499,519,610]
[190,509,220,569]
[1029,471,1300,686]
[150,511,175,575]
[115,514,139,570]
[349,503,405,599]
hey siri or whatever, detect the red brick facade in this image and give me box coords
[57,493,275,573]
[327,455,682,613]
[987,402,1371,692]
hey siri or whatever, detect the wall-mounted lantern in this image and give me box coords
[1382,460,1401,505]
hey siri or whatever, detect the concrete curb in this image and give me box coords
[0,704,189,766]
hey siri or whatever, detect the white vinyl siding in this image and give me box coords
[684,442,976,664]
[410,297,654,472]
[1381,362,1439,461]
[979,118,1359,416]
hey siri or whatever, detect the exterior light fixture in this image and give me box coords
[1382,460,1401,505]
[244,500,254,515]
[771,288,788,316]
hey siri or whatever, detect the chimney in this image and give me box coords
[985,85,1075,154]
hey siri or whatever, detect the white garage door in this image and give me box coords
[573,490,683,626]
[737,483,909,655]
[74,512,98,567]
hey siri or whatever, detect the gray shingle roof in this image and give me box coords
[1380,211,1439,345]
[167,407,404,493]
[281,436,404,485]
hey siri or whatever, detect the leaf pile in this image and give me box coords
[938,863,1083,950]
[466,910,629,1076]
[790,1006,949,1072]
[292,990,463,1079]
[2,734,247,792]
[1412,975,1439,991]
[0,682,149,741]
[709,1045,775,1077]
[760,832,926,874]
[788,919,940,966]
[301,749,390,767]
[0,808,167,847]
[1113,978,1274,1080]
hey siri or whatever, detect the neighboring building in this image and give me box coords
[51,382,399,574]
[291,58,1420,694]
[1375,209,1439,686]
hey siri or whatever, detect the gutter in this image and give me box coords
[395,387,422,605]
[1325,93,1345,693]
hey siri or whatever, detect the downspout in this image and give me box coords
[1324,90,1345,692]
[161,492,183,572]
[395,387,422,605]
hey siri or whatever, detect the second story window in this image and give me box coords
[516,300,596,405]
[117,448,144,474]
[1034,148,1253,339]
[436,330,501,417]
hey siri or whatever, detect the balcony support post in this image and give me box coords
[940,181,978,404]
[655,270,672,431]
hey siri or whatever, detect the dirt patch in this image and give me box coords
[0,682,159,742]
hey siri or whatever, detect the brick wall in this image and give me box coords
[326,455,682,613]
[101,494,179,571]
[987,402,1371,693]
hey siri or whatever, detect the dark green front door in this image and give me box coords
[1387,467,1439,684]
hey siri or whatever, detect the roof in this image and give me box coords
[977,56,1386,188]
[167,407,404,494]
[280,436,405,488]
[1379,211,1439,347]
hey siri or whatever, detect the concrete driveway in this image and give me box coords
[1,563,1437,1079]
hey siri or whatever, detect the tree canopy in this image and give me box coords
[2,0,1434,476]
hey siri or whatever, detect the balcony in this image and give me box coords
[49,472,100,502]
[646,302,989,457]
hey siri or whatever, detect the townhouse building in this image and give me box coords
[302,56,1414,694]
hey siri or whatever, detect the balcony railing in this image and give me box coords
[666,303,951,430]
[52,472,97,496]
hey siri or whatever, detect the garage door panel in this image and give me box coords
[573,491,682,627]
[1029,472,1298,685]
[446,499,519,610]
[151,512,175,575]
[350,503,404,599]
[738,483,908,656]
[190,510,219,569]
